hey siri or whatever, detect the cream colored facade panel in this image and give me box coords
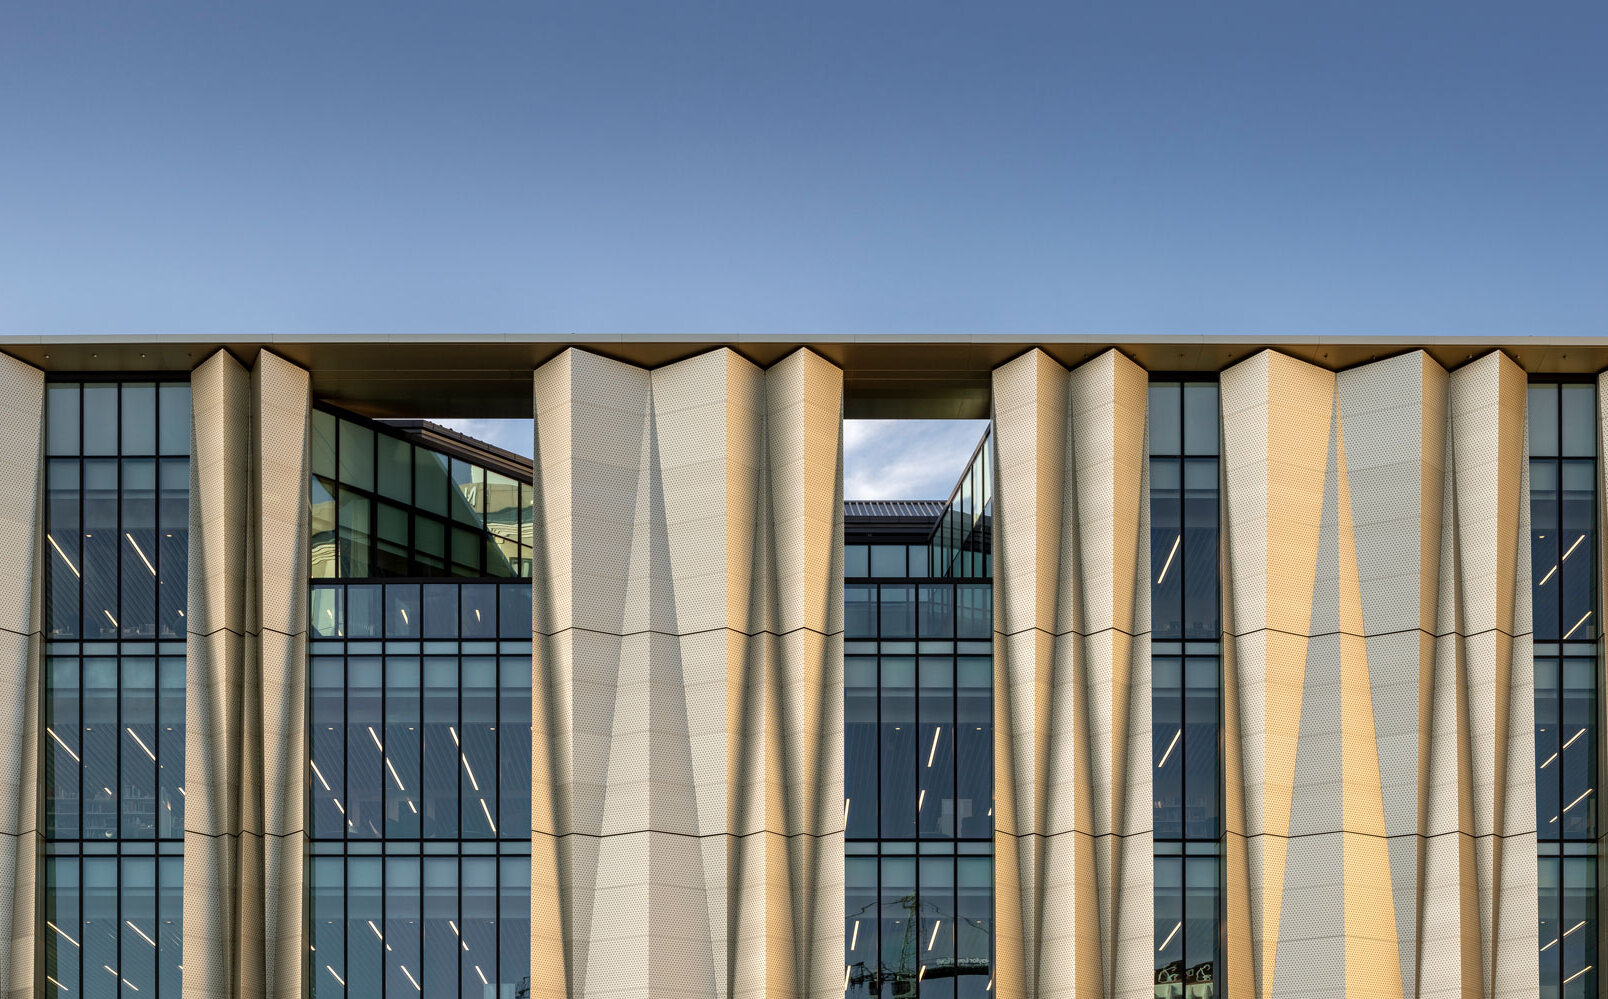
[530,346,843,999]
[0,352,41,999]
[184,349,311,999]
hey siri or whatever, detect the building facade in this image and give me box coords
[0,334,1598,999]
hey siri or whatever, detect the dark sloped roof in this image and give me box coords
[844,499,946,520]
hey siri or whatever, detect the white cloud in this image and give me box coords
[844,420,988,500]
[429,416,989,503]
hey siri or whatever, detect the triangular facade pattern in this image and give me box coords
[529,347,846,999]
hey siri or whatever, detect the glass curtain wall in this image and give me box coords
[307,408,532,999]
[310,408,533,580]
[1530,381,1599,999]
[846,516,994,997]
[42,379,190,999]
[1148,380,1222,999]
[928,431,992,580]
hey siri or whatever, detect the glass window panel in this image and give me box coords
[312,409,337,481]
[1154,857,1183,997]
[1559,460,1594,642]
[120,459,158,637]
[1148,383,1181,455]
[918,658,955,838]
[499,858,532,997]
[121,383,157,456]
[880,657,916,838]
[870,545,906,577]
[121,657,158,839]
[955,657,992,840]
[422,858,457,996]
[1533,460,1561,642]
[1184,858,1219,995]
[845,657,878,840]
[82,459,119,639]
[846,585,877,639]
[499,582,532,639]
[386,583,420,639]
[919,585,955,638]
[1537,657,1561,837]
[846,544,869,579]
[1530,385,1560,458]
[1560,384,1595,458]
[384,657,422,838]
[500,656,533,837]
[1183,383,1219,456]
[48,382,80,456]
[157,382,190,456]
[414,449,451,518]
[1560,657,1597,840]
[452,526,482,574]
[310,858,345,998]
[1562,857,1597,998]
[461,858,497,995]
[374,502,410,578]
[310,657,347,839]
[47,460,81,638]
[83,857,118,999]
[338,489,372,578]
[422,584,458,639]
[158,857,183,999]
[460,657,499,837]
[338,420,374,491]
[1153,657,1183,841]
[83,657,119,840]
[311,476,338,580]
[376,433,412,503]
[461,584,497,638]
[955,857,992,998]
[421,658,459,839]
[346,858,383,999]
[345,658,384,839]
[311,586,344,639]
[1151,458,1183,641]
[485,470,519,544]
[957,584,990,639]
[1182,459,1219,640]
[121,858,157,996]
[450,458,482,526]
[158,459,187,638]
[879,585,915,639]
[1184,657,1221,839]
[346,584,382,639]
[880,857,917,997]
[83,384,118,456]
[414,515,446,573]
[45,657,81,838]
[919,857,957,999]
[846,857,878,999]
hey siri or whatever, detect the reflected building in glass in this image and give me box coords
[0,335,1599,999]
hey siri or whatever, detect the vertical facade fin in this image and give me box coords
[184,349,310,999]
[992,347,1150,998]
[0,352,43,999]
[530,346,843,999]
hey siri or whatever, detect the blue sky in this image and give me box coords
[2,2,1602,336]
[4,2,1602,495]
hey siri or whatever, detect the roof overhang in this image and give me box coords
[3,333,1603,419]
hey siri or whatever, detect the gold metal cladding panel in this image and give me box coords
[184,349,311,999]
[1219,348,1534,999]
[530,347,843,999]
[0,352,41,999]
[990,347,1151,999]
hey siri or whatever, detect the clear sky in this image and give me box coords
[2,1,1603,336]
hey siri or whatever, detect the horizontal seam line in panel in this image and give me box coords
[530,829,843,840]
[994,626,1138,641]
[0,626,43,639]
[182,829,307,839]
[995,829,1151,840]
[1227,625,1527,641]
[1225,828,1536,843]
[536,624,843,640]
[186,625,308,640]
